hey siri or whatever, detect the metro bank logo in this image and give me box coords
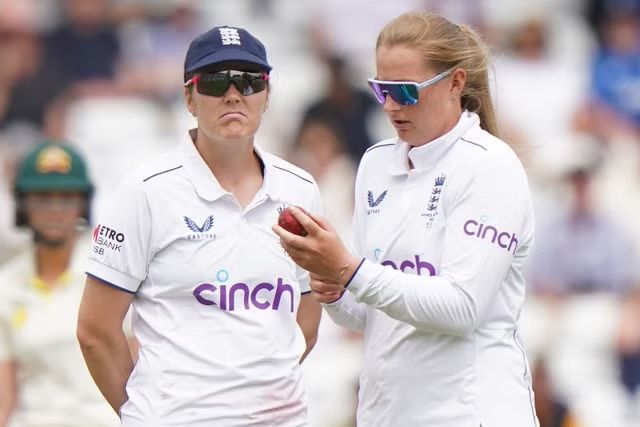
[193,277,295,312]
[92,224,125,254]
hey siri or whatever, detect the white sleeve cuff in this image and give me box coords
[86,259,141,294]
[323,291,348,308]
[322,288,367,331]
[346,259,385,297]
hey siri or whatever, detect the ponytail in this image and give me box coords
[458,25,499,138]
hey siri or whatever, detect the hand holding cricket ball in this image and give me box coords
[273,206,360,302]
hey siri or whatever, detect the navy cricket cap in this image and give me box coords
[184,26,272,74]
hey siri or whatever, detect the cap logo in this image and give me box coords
[219,27,241,46]
[36,146,72,174]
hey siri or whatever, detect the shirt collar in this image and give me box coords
[30,271,71,296]
[181,130,281,203]
[27,234,90,296]
[254,144,284,202]
[181,130,226,202]
[388,110,480,175]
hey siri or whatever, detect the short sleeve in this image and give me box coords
[86,176,152,293]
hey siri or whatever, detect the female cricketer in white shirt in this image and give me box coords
[274,12,539,427]
[77,26,322,427]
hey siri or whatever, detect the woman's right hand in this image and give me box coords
[273,207,353,283]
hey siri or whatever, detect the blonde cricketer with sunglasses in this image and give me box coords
[274,12,539,427]
[78,26,322,427]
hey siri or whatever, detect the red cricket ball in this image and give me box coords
[278,206,307,236]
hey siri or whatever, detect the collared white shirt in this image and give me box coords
[86,133,322,427]
[0,236,120,427]
[325,111,538,427]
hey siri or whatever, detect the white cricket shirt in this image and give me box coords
[86,133,322,427]
[0,236,120,427]
[325,111,538,427]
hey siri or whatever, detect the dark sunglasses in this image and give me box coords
[184,70,269,97]
[367,68,453,106]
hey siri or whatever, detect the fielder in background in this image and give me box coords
[77,25,322,427]
[275,12,539,427]
[0,142,132,427]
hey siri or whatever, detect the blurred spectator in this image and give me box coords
[583,3,640,140]
[45,0,121,85]
[493,13,590,229]
[585,0,640,41]
[309,0,425,76]
[529,144,636,295]
[118,0,202,101]
[299,56,377,164]
[0,2,67,265]
[289,117,355,241]
[0,141,135,427]
[493,15,588,174]
[0,1,70,131]
[617,288,640,400]
[532,358,581,427]
[525,138,640,425]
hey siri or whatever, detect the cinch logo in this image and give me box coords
[193,277,295,312]
[92,224,125,254]
[381,255,436,276]
[463,219,518,254]
[367,190,388,215]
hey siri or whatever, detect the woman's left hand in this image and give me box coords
[272,207,353,283]
[310,273,345,303]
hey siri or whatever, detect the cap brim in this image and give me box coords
[186,49,272,73]
[15,177,93,194]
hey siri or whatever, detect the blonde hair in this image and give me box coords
[377,12,499,138]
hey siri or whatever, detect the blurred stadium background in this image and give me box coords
[0,0,639,426]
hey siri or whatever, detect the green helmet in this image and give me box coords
[14,142,94,194]
[14,141,94,226]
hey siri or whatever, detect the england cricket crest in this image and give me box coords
[422,174,446,229]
